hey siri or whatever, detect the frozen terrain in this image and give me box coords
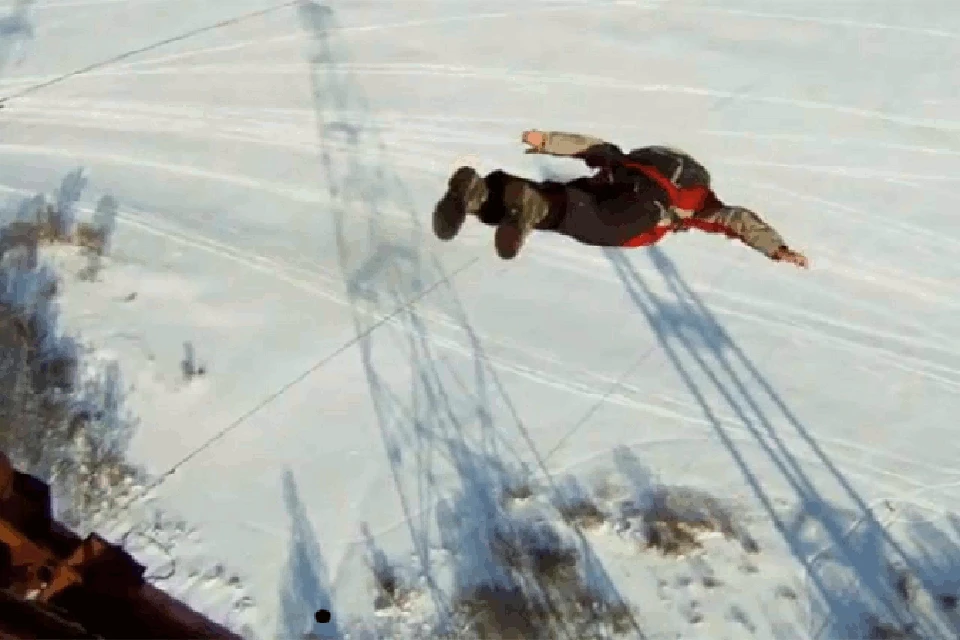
[1,0,959,638]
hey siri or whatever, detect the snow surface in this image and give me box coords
[1,0,960,638]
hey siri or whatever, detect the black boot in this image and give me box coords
[494,178,553,259]
[432,167,489,241]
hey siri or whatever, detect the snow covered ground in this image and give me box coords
[1,0,959,637]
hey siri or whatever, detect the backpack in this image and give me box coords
[620,146,713,213]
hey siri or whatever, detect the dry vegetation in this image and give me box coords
[639,486,759,557]
[0,187,136,533]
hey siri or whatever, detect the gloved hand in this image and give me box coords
[772,246,809,268]
[521,130,546,153]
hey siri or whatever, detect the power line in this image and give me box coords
[136,256,479,494]
[0,0,301,107]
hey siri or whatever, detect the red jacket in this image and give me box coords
[618,161,732,248]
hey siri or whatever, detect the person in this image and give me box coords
[432,129,809,267]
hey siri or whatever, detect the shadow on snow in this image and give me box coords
[603,245,960,639]
[296,1,645,637]
[277,469,343,640]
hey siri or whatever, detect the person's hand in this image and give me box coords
[773,246,809,268]
[522,130,546,153]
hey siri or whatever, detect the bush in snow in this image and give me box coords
[0,181,139,534]
[348,477,638,640]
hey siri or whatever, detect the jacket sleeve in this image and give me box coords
[681,205,787,258]
[530,131,624,166]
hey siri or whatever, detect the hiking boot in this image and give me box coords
[495,179,552,260]
[433,166,488,241]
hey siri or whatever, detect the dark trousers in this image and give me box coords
[476,170,662,247]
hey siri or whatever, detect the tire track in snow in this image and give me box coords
[152,62,960,134]
[812,252,960,308]
[115,210,714,434]
[8,59,959,133]
[4,123,954,389]
[673,5,960,40]
[0,0,170,7]
[723,158,960,184]
[705,129,960,159]
[119,208,960,505]
[7,104,960,268]
[746,179,960,252]
[0,109,458,177]
[13,100,960,192]
[0,141,452,210]
[0,0,306,106]
[518,243,960,388]
[19,182,947,516]
[4,131,954,392]
[15,0,954,82]
[5,0,952,524]
[19,95,958,160]
[10,97,960,166]
[0,0,613,92]
[8,100,960,255]
[4,196,954,547]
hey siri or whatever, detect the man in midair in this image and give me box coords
[432,129,808,268]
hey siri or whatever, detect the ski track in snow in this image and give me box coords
[7,184,959,506]
[6,61,960,134]
[0,0,958,637]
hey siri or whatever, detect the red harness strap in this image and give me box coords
[618,161,717,248]
[621,161,711,211]
[621,224,671,248]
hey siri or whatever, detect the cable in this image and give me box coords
[135,256,480,494]
[0,0,301,107]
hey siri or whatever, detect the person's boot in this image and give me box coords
[495,178,552,259]
[432,166,488,241]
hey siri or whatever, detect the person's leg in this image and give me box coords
[477,169,564,227]
[432,165,570,255]
[491,171,571,258]
[554,190,662,247]
[476,170,663,253]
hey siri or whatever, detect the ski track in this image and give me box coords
[1,98,955,394]
[8,105,960,190]
[3,156,953,515]
[748,179,960,251]
[5,61,960,133]
[2,121,956,389]
[1,0,958,634]
[19,92,960,159]
[4,175,957,508]
[0,0,170,8]
[670,4,960,40]
[5,97,960,247]
[8,126,954,391]
[8,96,960,161]
[0,1,620,91]
[4,0,953,82]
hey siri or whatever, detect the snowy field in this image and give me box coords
[1,0,959,638]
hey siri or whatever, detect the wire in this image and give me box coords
[136,256,479,494]
[0,0,301,107]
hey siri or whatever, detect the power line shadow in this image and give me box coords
[277,469,342,640]
[298,2,643,635]
[604,244,954,638]
[0,0,32,78]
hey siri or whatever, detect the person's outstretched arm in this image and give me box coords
[521,130,623,167]
[682,203,809,268]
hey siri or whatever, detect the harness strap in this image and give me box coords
[620,161,711,212]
